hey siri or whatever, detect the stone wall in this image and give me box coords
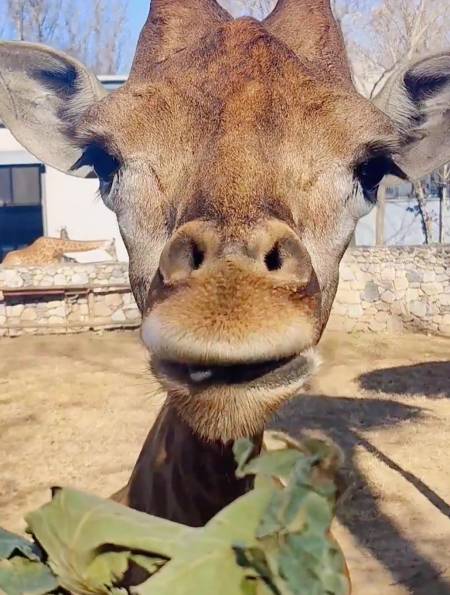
[0,246,449,337]
[329,245,450,336]
[0,263,140,337]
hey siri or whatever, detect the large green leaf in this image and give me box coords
[0,557,58,595]
[135,486,275,595]
[26,489,192,594]
[0,433,350,595]
[0,529,43,562]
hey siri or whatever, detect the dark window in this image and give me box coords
[0,167,12,203]
[0,164,43,206]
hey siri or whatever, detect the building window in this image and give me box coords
[0,164,43,207]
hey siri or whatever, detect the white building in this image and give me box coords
[0,75,129,263]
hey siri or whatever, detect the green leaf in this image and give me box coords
[2,434,349,595]
[233,439,256,476]
[129,554,167,576]
[206,486,274,543]
[0,528,43,562]
[238,450,303,482]
[0,557,58,595]
[26,488,192,594]
[133,543,246,595]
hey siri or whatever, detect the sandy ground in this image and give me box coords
[0,330,449,595]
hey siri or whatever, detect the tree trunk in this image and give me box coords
[414,182,432,244]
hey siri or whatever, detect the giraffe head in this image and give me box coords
[1,0,449,440]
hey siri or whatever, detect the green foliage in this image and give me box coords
[0,434,350,595]
[0,529,59,595]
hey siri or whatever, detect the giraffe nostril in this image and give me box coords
[191,241,205,270]
[264,244,283,272]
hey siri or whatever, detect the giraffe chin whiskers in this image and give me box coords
[151,348,321,442]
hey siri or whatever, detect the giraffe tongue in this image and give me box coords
[188,367,214,383]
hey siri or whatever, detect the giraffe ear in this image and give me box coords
[0,41,106,177]
[373,52,450,180]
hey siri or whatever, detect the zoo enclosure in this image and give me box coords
[0,245,449,338]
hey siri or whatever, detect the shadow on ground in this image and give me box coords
[270,394,450,595]
[359,362,450,399]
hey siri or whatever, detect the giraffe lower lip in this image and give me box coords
[156,355,301,387]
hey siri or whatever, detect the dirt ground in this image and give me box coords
[0,329,449,595]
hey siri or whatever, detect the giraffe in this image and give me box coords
[1,0,449,573]
[1,237,116,266]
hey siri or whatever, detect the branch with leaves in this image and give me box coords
[0,434,350,595]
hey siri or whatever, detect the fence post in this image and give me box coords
[376,184,386,245]
[443,183,450,244]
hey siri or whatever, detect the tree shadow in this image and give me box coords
[270,394,450,595]
[359,362,450,399]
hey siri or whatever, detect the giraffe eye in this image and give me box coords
[355,155,393,204]
[73,143,120,195]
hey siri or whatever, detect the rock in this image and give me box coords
[369,319,386,332]
[387,317,404,333]
[381,290,395,304]
[94,303,112,318]
[79,304,89,315]
[394,277,409,292]
[406,270,422,283]
[125,309,140,321]
[49,307,66,318]
[72,273,89,285]
[392,301,407,316]
[105,294,123,307]
[410,301,427,318]
[332,302,349,316]
[339,267,355,282]
[381,268,396,282]
[112,310,127,323]
[7,304,24,317]
[347,305,363,319]
[363,281,379,302]
[406,289,419,302]
[422,283,441,296]
[423,270,436,283]
[22,308,37,321]
[54,274,66,285]
[48,316,64,325]
[0,270,24,288]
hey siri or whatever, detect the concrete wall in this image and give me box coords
[0,246,449,337]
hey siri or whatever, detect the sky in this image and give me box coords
[0,0,381,74]
[126,2,149,54]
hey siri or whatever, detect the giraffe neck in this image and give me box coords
[125,402,263,527]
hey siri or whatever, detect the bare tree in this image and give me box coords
[434,164,450,243]
[3,0,129,74]
[335,0,450,94]
[335,0,450,244]
[6,0,61,43]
